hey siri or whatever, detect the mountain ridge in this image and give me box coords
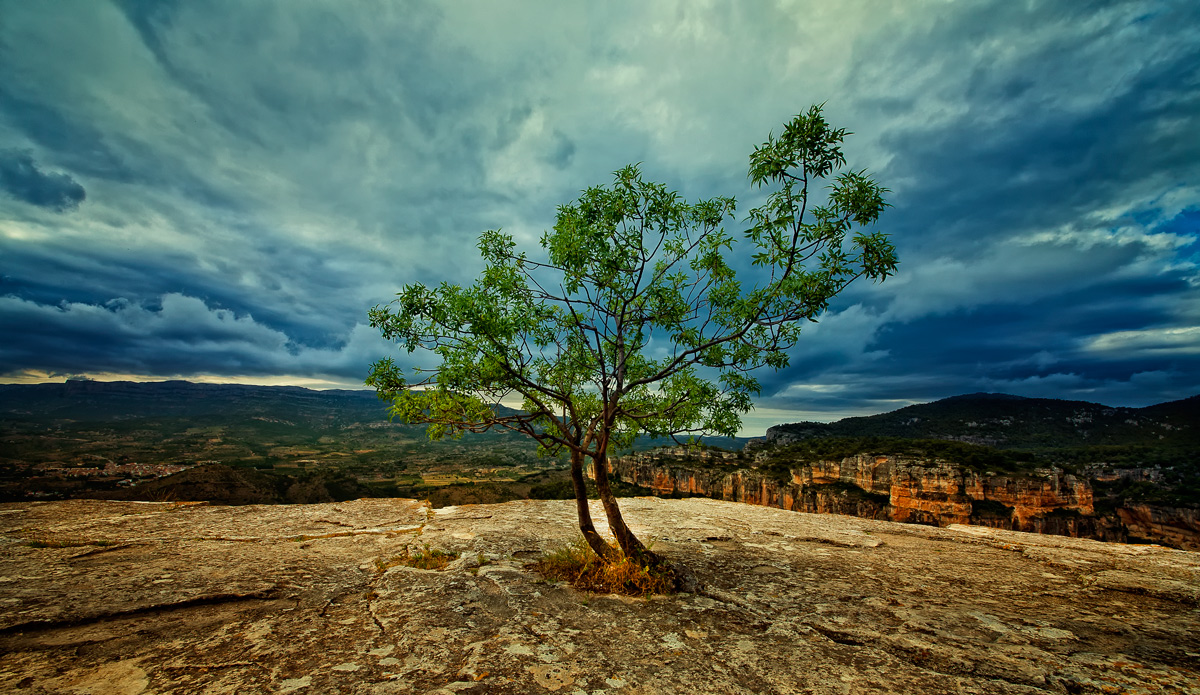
[0,380,389,425]
[4,381,1196,444]
[766,391,1199,449]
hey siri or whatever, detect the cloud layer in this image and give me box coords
[1,0,1197,432]
[0,150,86,211]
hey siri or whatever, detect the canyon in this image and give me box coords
[604,447,1200,550]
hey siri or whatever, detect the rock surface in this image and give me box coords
[2,497,1199,694]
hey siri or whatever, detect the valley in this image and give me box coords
[2,382,1197,549]
[0,381,645,505]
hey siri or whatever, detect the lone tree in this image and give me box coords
[367,104,897,587]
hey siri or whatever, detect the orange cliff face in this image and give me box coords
[1117,504,1200,548]
[778,453,1092,530]
[599,449,1198,549]
[961,471,1094,525]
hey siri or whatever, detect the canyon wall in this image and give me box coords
[600,448,1200,549]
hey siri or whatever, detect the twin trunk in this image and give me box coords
[567,449,650,562]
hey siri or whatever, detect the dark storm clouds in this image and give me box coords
[749,0,1200,417]
[0,0,1197,428]
[0,150,86,211]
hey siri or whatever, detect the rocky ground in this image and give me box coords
[1,497,1198,694]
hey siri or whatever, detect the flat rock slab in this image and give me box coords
[1,497,1198,694]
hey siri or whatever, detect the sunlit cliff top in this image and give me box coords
[2,497,1198,694]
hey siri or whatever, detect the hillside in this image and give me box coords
[0,380,553,504]
[0,381,743,505]
[2,497,1198,693]
[0,379,750,447]
[751,394,1200,527]
[765,393,1200,449]
[0,380,391,425]
[3,384,1194,517]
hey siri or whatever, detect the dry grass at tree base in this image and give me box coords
[529,538,676,597]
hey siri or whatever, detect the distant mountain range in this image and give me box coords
[766,392,1200,450]
[0,380,747,449]
[0,380,391,426]
[4,382,1196,520]
[2,382,1196,451]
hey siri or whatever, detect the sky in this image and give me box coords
[1,0,1198,435]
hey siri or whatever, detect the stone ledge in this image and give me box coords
[2,497,1198,693]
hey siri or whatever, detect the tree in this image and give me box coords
[367,104,897,588]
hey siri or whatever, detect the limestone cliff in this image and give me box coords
[2,498,1199,693]
[603,448,1200,550]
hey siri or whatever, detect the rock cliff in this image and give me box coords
[2,497,1198,693]
[604,449,1200,550]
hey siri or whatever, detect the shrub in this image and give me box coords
[528,479,575,500]
[773,437,1040,473]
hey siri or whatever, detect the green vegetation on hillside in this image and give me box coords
[1092,470,1200,510]
[759,394,1198,510]
[3,382,1195,511]
[770,437,1041,473]
[770,393,1199,450]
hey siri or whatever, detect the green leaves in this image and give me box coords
[742,104,897,327]
[748,103,848,187]
[368,103,897,461]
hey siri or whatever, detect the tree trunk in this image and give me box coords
[590,446,703,593]
[589,446,652,561]
[569,449,615,559]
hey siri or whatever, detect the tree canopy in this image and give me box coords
[368,104,897,584]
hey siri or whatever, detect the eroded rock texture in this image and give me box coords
[2,497,1198,694]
